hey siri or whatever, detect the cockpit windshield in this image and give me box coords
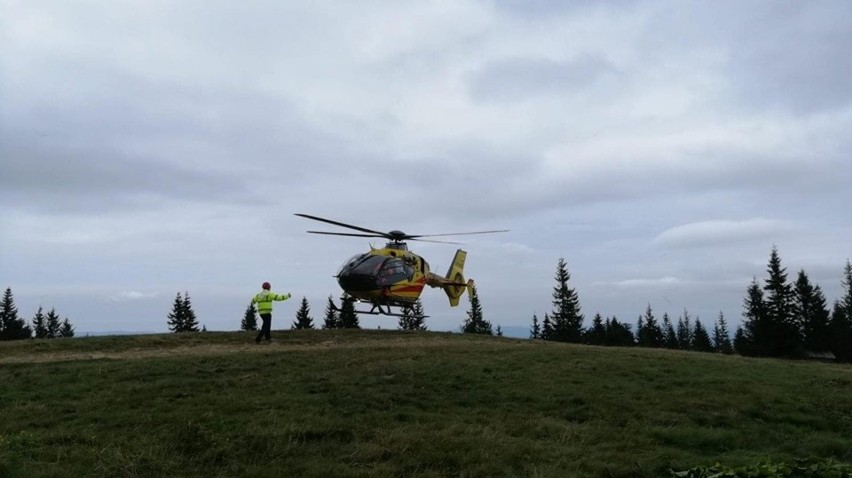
[337,253,370,276]
[337,253,415,285]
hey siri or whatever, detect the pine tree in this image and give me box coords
[241,302,258,331]
[691,318,714,352]
[712,312,733,354]
[292,297,314,329]
[398,304,414,330]
[739,278,766,356]
[605,316,634,346]
[59,318,75,338]
[167,292,186,332]
[409,299,427,331]
[795,270,832,353]
[529,313,541,339]
[585,312,605,345]
[637,304,663,347]
[181,292,200,332]
[829,260,852,361]
[32,306,48,339]
[322,296,339,329]
[661,312,678,348]
[549,258,583,342]
[0,287,31,341]
[762,246,800,356]
[46,308,61,339]
[733,326,749,354]
[676,309,693,350]
[541,313,553,340]
[461,285,492,335]
[398,299,427,331]
[338,297,359,329]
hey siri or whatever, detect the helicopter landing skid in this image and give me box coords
[331,300,428,318]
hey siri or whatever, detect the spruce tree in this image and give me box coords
[32,306,48,339]
[585,312,605,345]
[637,304,663,347]
[795,270,832,353]
[605,316,634,346]
[691,318,714,352]
[338,297,359,329]
[712,312,733,354]
[549,258,583,342]
[661,312,678,348]
[59,318,75,338]
[0,287,31,341]
[409,299,427,331]
[676,309,693,350]
[46,308,61,339]
[167,292,186,332]
[762,246,799,356]
[739,278,766,356]
[322,296,339,329]
[398,299,427,331]
[829,260,852,361]
[398,303,414,330]
[496,325,503,336]
[733,326,749,354]
[541,313,553,340]
[181,292,200,332]
[529,313,541,339]
[292,297,314,329]
[461,285,492,335]
[241,302,258,331]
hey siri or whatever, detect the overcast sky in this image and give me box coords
[2,1,850,335]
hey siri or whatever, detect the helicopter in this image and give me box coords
[295,213,508,317]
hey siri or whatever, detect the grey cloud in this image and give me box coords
[468,55,619,103]
[639,2,852,114]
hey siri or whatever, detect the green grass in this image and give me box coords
[1,330,850,477]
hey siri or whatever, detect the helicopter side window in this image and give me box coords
[377,258,410,284]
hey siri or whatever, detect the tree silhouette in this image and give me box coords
[292,297,315,329]
[795,270,831,353]
[713,312,733,354]
[59,318,75,338]
[181,292,200,332]
[322,296,339,329]
[32,306,48,339]
[691,318,714,352]
[0,287,30,341]
[549,258,583,342]
[338,297,359,329]
[529,313,541,339]
[241,302,258,331]
[461,285,492,335]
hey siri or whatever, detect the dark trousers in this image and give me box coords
[256,313,272,342]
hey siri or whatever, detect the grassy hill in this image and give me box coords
[1,330,850,477]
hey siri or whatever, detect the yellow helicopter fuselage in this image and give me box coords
[335,242,471,308]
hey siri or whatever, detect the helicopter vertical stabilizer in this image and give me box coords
[443,249,468,307]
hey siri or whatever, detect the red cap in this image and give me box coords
[262,282,271,290]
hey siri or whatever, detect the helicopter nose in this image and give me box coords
[338,270,377,292]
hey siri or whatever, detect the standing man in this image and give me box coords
[252,282,291,343]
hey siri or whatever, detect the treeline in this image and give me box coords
[0,287,75,340]
[527,249,852,361]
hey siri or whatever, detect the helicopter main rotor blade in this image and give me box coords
[295,213,390,238]
[408,229,509,239]
[409,238,463,245]
[306,231,387,238]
